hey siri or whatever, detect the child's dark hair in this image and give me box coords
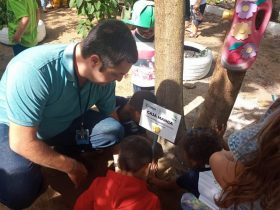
[118,135,153,172]
[183,128,223,166]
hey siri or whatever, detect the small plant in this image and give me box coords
[70,0,136,37]
[0,0,7,30]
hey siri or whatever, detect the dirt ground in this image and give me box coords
[0,7,279,210]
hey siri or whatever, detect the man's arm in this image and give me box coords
[12,16,29,43]
[9,122,88,188]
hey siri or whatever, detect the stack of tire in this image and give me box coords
[0,19,46,45]
[183,41,213,81]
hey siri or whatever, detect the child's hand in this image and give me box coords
[148,161,161,184]
[150,161,158,173]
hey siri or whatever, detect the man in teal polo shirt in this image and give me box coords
[0,20,137,209]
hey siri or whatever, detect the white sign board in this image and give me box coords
[139,100,182,143]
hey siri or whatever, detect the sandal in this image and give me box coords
[188,32,198,38]
[221,0,272,71]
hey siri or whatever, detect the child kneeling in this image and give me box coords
[74,135,162,210]
[149,128,223,209]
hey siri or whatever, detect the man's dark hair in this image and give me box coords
[81,19,138,68]
[118,135,153,172]
[129,91,157,112]
[183,128,223,166]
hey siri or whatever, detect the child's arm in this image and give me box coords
[13,16,29,43]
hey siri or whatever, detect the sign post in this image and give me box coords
[139,99,182,158]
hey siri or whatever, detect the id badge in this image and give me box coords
[75,128,90,145]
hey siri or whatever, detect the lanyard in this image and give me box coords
[76,80,92,128]
[73,45,92,128]
[74,78,92,128]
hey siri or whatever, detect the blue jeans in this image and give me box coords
[0,110,124,209]
[0,124,43,209]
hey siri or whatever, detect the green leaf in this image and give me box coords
[88,4,95,15]
[256,0,266,5]
[76,0,83,8]
[69,0,76,8]
[81,6,86,15]
[229,42,243,51]
[95,1,101,10]
[110,0,118,7]
[95,11,100,19]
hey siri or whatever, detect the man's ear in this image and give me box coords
[89,54,101,67]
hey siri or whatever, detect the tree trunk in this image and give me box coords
[194,4,273,131]
[153,0,187,180]
[194,53,246,129]
[154,0,186,142]
[271,0,280,22]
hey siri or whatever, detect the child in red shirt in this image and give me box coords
[74,135,162,210]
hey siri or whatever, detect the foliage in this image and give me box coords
[70,0,136,37]
[0,0,7,30]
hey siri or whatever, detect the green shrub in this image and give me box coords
[0,0,7,29]
[70,0,136,37]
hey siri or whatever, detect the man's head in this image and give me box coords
[127,91,157,123]
[118,135,153,177]
[80,19,138,84]
[182,128,223,168]
[123,0,155,40]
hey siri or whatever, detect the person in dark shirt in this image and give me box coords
[116,90,157,136]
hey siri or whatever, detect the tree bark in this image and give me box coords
[154,0,186,142]
[271,0,280,22]
[194,53,246,129]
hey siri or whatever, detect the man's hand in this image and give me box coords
[67,159,88,188]
[9,122,88,188]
